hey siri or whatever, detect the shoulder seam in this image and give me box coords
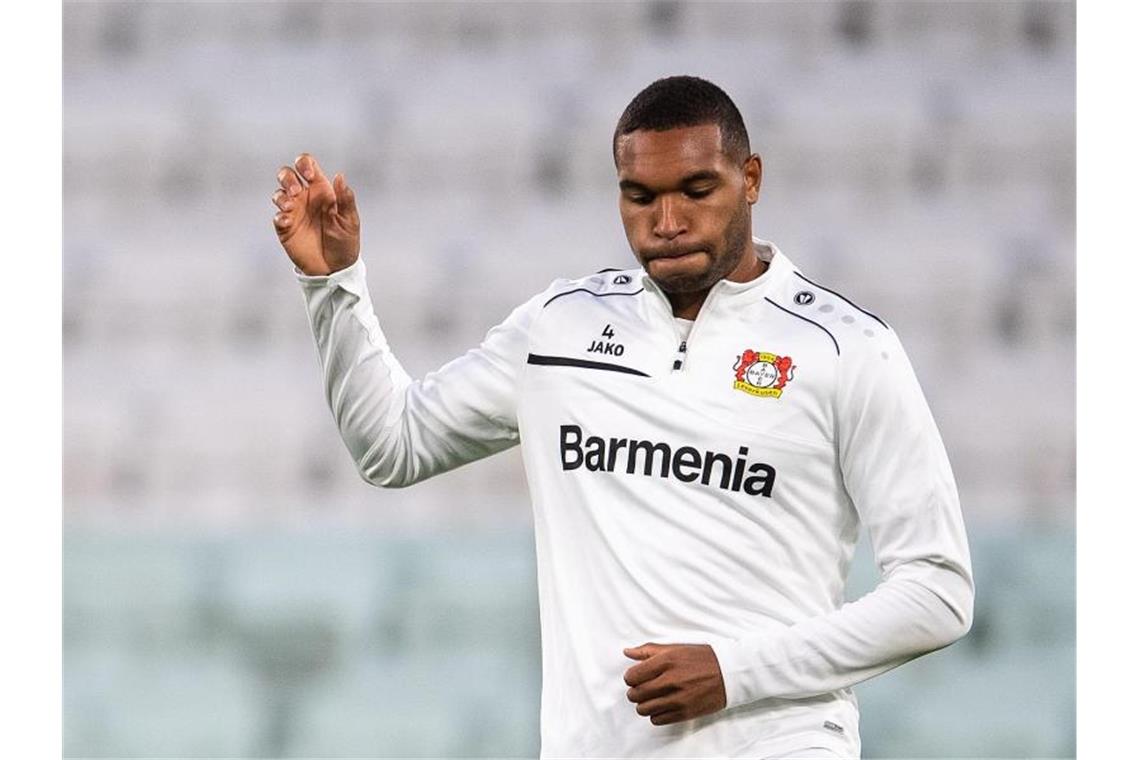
[793,271,889,330]
[764,297,840,356]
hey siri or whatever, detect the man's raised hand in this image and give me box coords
[272,153,360,276]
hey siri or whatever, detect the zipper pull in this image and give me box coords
[672,340,687,371]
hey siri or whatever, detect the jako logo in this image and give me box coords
[559,424,775,497]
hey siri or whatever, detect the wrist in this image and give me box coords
[295,256,366,290]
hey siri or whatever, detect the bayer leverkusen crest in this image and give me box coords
[733,350,795,398]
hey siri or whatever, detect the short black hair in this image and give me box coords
[612,75,751,165]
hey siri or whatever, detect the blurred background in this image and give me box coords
[63,1,1075,757]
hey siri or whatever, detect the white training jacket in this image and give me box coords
[296,239,973,759]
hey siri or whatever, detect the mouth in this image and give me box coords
[644,248,709,277]
[645,247,707,262]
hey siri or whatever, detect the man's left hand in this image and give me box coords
[622,642,727,726]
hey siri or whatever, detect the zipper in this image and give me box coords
[671,338,687,371]
[645,277,726,374]
[674,282,724,372]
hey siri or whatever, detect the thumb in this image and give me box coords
[623,643,662,660]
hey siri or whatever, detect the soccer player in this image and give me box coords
[271,76,973,759]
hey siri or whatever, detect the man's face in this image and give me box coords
[615,124,761,294]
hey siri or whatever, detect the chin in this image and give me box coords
[649,269,718,294]
[644,254,723,294]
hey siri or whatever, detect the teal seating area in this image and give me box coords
[65,529,1074,757]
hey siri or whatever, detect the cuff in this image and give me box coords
[295,257,367,296]
[707,636,753,710]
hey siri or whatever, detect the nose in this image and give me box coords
[652,195,686,240]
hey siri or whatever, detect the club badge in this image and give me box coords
[733,350,795,398]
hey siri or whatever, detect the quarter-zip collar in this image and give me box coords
[638,238,794,373]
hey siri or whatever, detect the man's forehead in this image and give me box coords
[616,124,728,177]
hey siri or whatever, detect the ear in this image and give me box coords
[744,153,762,205]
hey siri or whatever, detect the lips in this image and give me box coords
[646,247,706,261]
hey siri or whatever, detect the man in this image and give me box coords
[271,76,973,759]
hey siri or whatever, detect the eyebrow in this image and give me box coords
[679,170,721,185]
[619,170,722,193]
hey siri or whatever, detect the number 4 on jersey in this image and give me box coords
[588,324,625,357]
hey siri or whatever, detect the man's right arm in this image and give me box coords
[272,152,544,486]
[297,256,544,487]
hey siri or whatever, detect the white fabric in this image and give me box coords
[674,316,695,342]
[296,239,973,759]
[762,749,846,760]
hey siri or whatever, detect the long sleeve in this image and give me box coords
[297,257,544,487]
[710,327,974,708]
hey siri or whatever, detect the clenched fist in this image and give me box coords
[272,153,360,276]
[623,642,727,726]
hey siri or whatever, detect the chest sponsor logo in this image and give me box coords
[733,350,795,398]
[559,424,775,497]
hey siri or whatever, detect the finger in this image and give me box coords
[272,210,292,237]
[627,679,678,704]
[271,189,293,212]
[333,173,358,221]
[624,643,664,660]
[649,710,685,726]
[623,656,670,687]
[277,165,304,197]
[295,152,328,185]
[635,695,678,717]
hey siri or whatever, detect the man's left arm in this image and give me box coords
[712,326,974,708]
[624,326,974,721]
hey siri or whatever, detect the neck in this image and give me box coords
[667,247,768,320]
[669,291,709,322]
